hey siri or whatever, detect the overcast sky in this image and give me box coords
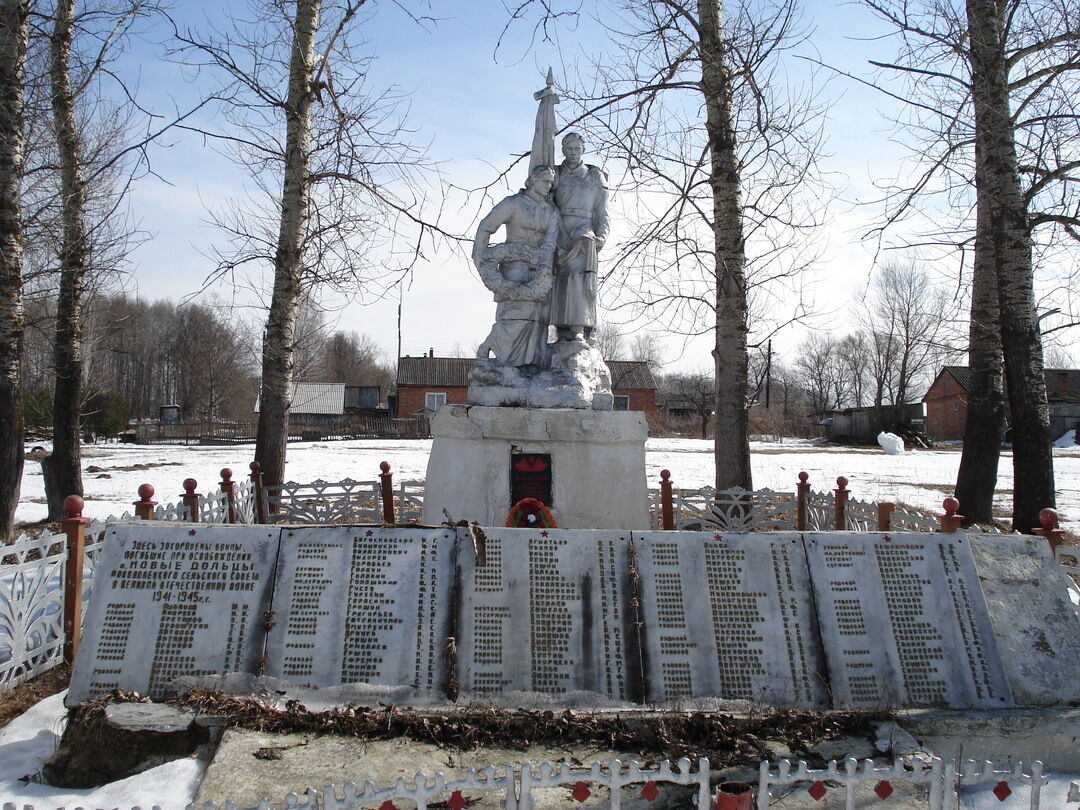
[110,0,928,374]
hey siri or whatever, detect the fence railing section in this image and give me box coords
[5,755,1052,810]
[1,518,106,689]
[649,472,955,535]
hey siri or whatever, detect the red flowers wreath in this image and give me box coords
[505,497,557,529]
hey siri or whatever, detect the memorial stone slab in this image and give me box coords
[968,533,1080,706]
[263,526,455,692]
[804,532,1012,710]
[632,531,828,708]
[68,523,280,705]
[457,528,633,698]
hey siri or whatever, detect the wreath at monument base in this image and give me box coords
[505,497,557,529]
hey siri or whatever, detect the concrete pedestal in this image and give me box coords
[422,405,649,529]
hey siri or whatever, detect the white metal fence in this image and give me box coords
[0,755,1060,810]
[0,521,106,688]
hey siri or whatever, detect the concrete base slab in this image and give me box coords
[194,729,696,810]
[897,706,1080,771]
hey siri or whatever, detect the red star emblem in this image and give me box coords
[641,781,659,802]
[365,529,374,536]
[540,530,549,537]
[188,529,197,536]
[882,534,892,543]
[713,533,723,542]
[571,782,591,803]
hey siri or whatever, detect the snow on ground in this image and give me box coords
[16,437,1080,533]
[0,691,204,810]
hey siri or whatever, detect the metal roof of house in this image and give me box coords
[396,356,658,390]
[934,365,1080,400]
[254,382,346,415]
[606,360,658,389]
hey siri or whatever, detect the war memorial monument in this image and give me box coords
[65,80,1080,740]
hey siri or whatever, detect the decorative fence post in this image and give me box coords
[834,476,849,530]
[62,495,89,665]
[250,461,268,524]
[380,461,396,525]
[134,483,157,520]
[796,471,809,531]
[660,469,675,530]
[877,502,894,532]
[182,478,200,523]
[940,496,963,533]
[1033,507,1065,552]
[220,468,237,524]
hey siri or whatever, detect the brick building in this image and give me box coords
[923,365,1080,441]
[395,355,659,425]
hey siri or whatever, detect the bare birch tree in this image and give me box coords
[173,0,442,489]
[0,0,29,539]
[861,0,1080,528]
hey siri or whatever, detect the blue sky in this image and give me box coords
[111,0,921,373]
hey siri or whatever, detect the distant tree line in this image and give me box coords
[20,292,394,432]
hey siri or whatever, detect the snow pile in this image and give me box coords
[0,691,203,810]
[1054,429,1077,448]
[877,431,906,455]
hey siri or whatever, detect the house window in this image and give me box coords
[613,395,630,411]
[425,392,447,412]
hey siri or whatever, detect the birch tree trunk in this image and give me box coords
[698,0,752,490]
[954,200,1004,525]
[0,0,28,539]
[254,0,320,489]
[966,0,1054,532]
[43,0,88,518]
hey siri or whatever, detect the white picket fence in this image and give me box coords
[0,755,1064,810]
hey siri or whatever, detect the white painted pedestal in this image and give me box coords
[422,405,649,529]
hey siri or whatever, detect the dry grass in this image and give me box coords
[0,664,71,730]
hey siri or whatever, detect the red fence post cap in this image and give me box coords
[183,478,198,495]
[836,476,848,490]
[380,460,391,475]
[798,471,809,484]
[1039,507,1059,531]
[660,469,671,482]
[136,483,156,503]
[220,468,233,482]
[249,461,261,474]
[62,494,85,522]
[943,496,960,516]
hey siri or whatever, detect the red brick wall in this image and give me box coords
[924,374,967,440]
[620,389,660,422]
[396,386,468,416]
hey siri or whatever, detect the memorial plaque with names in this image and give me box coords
[634,532,828,708]
[264,526,455,692]
[67,524,280,705]
[804,533,1013,709]
[510,453,553,506]
[457,529,631,698]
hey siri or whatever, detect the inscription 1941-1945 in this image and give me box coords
[66,524,279,705]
